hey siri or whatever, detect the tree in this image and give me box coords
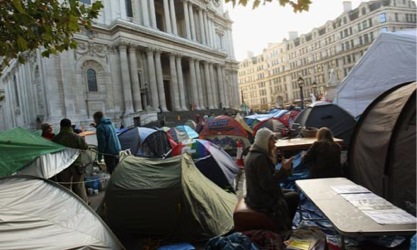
[0,0,103,73]
[225,0,312,12]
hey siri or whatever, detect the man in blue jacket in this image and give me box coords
[93,111,121,174]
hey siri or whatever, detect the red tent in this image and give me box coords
[199,115,252,156]
[278,110,300,127]
[199,115,249,139]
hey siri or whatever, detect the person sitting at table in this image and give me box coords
[244,127,300,232]
[301,127,342,178]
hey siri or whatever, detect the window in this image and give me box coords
[87,69,98,92]
[126,0,133,18]
[379,13,387,23]
[364,34,369,44]
[13,75,20,108]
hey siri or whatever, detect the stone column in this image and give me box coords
[169,54,181,111]
[132,1,141,24]
[222,66,229,108]
[118,45,134,113]
[142,0,150,27]
[210,20,216,49]
[169,0,178,35]
[188,3,196,41]
[224,69,230,108]
[182,0,191,40]
[189,59,199,109]
[149,0,157,29]
[120,0,127,19]
[129,46,143,112]
[195,60,204,109]
[209,63,218,108]
[163,0,172,33]
[176,55,187,111]
[146,48,159,109]
[203,11,211,47]
[227,29,236,60]
[217,65,225,108]
[155,50,168,111]
[204,62,214,109]
[198,9,206,45]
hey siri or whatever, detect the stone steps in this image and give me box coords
[153,108,236,128]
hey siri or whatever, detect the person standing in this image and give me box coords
[41,123,55,140]
[93,111,121,174]
[53,118,89,202]
[244,128,299,232]
[301,127,342,178]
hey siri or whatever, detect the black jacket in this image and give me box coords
[302,140,342,178]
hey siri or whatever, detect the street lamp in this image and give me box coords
[312,81,317,100]
[297,77,305,109]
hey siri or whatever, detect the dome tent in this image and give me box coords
[293,101,356,146]
[118,126,172,158]
[182,139,239,191]
[199,115,252,156]
[0,127,79,178]
[0,175,124,249]
[104,154,237,242]
[347,82,416,215]
[334,30,416,118]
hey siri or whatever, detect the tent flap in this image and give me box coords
[335,30,417,117]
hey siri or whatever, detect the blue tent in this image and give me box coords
[168,125,199,143]
[118,127,172,158]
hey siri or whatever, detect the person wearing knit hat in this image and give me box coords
[53,118,89,203]
[244,127,299,232]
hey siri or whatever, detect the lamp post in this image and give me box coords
[297,77,305,109]
[312,81,317,101]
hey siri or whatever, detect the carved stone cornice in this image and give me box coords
[76,41,108,58]
[145,47,155,54]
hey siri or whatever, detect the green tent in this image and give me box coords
[105,153,238,242]
[0,127,67,177]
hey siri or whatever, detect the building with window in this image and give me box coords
[0,0,239,131]
[238,0,416,112]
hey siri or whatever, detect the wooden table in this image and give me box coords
[275,137,343,151]
[295,178,416,249]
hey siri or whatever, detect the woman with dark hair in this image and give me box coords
[302,127,342,178]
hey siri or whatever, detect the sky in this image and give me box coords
[224,0,365,61]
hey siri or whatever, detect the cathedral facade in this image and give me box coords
[0,0,239,131]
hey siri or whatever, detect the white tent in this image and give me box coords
[0,176,124,249]
[334,29,416,118]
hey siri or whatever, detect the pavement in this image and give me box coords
[88,188,105,212]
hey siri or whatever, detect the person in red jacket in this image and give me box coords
[41,123,55,140]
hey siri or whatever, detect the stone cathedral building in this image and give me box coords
[0,0,239,131]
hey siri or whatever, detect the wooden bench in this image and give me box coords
[233,198,276,232]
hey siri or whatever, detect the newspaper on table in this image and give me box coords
[331,184,370,194]
[331,184,417,225]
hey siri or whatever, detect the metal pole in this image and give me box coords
[300,86,304,109]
